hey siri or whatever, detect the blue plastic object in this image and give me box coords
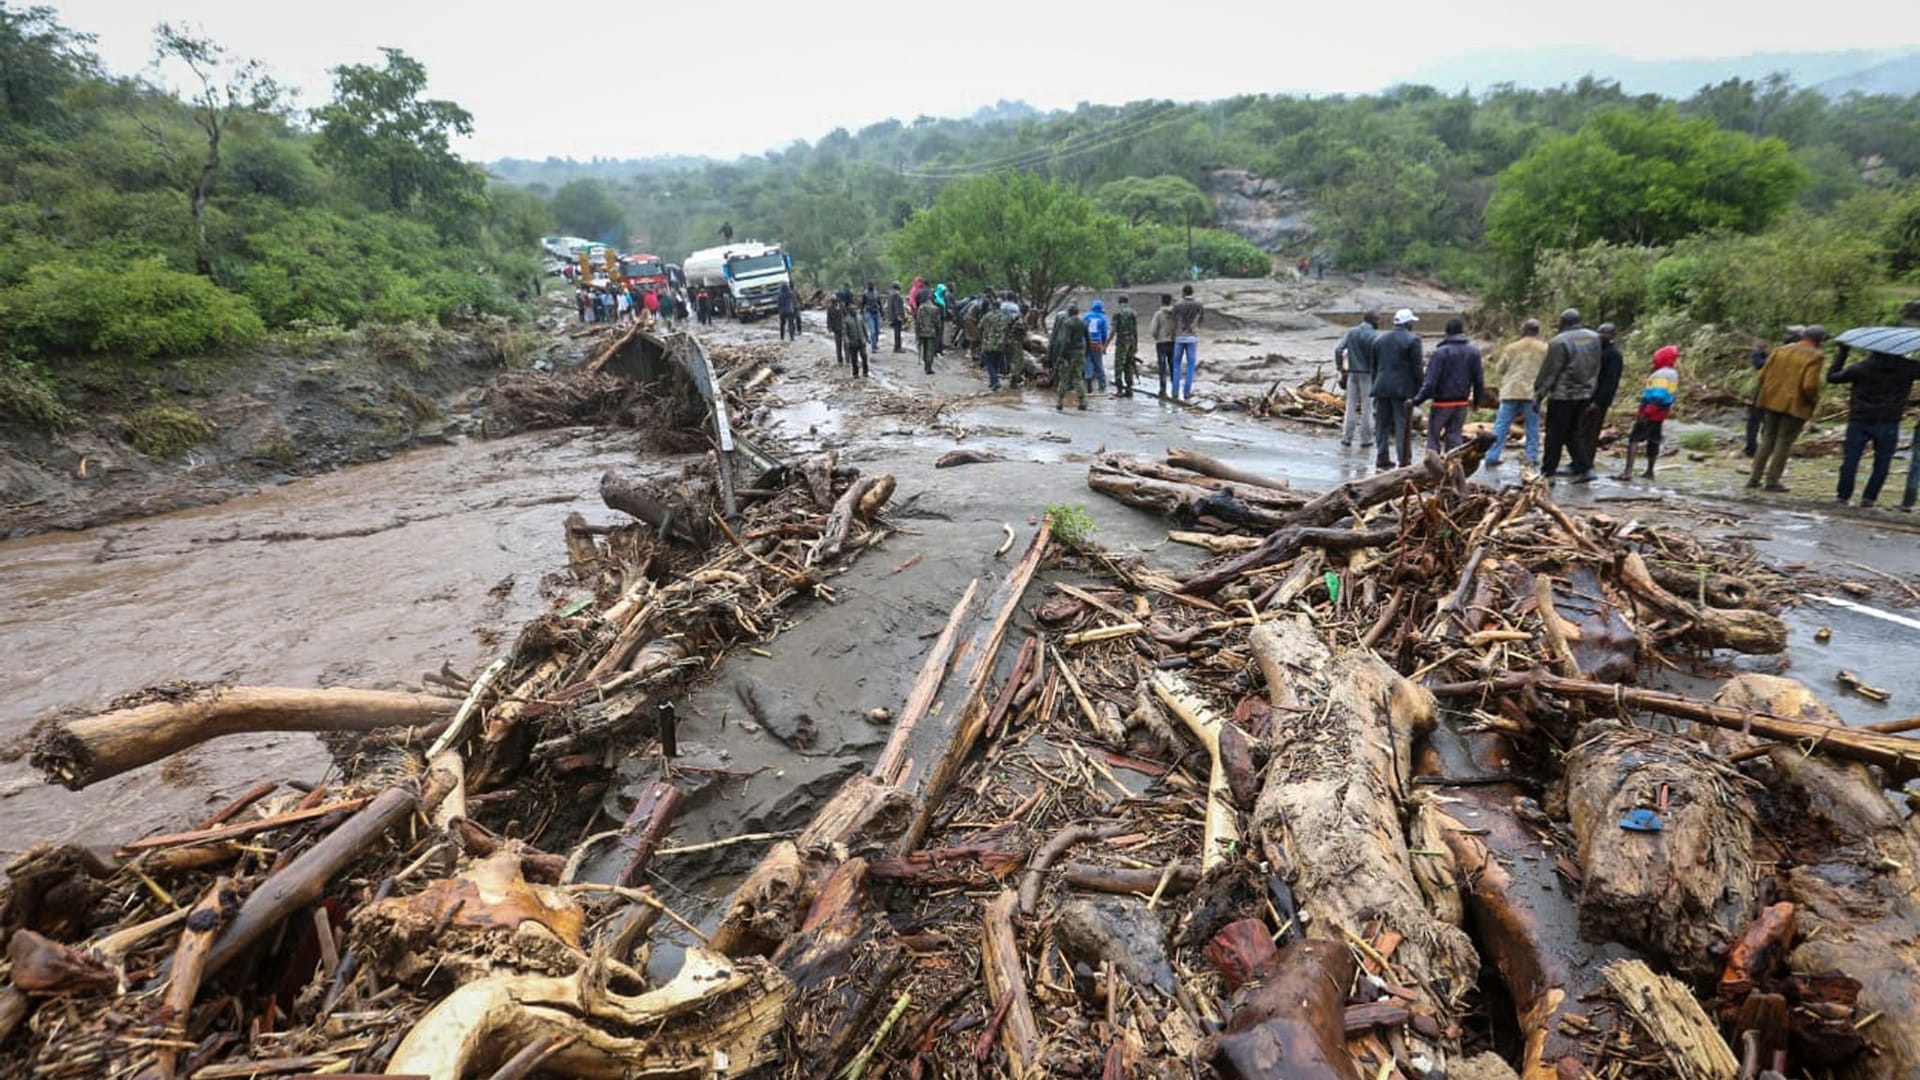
[1619,807,1664,833]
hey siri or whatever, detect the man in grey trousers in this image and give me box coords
[1335,310,1380,448]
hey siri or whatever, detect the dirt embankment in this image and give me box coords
[0,307,610,539]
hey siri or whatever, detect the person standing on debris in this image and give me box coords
[1583,322,1626,474]
[1049,302,1091,410]
[861,283,881,349]
[1412,317,1483,454]
[913,288,942,374]
[1150,294,1176,399]
[1827,341,1920,507]
[776,282,800,341]
[1083,299,1111,394]
[1334,310,1380,449]
[1618,345,1680,480]
[1370,309,1425,469]
[1171,285,1204,400]
[1534,308,1604,482]
[1111,295,1140,398]
[1484,318,1546,469]
[887,282,907,353]
[1747,325,1829,492]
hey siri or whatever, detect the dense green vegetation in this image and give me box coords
[0,4,545,426]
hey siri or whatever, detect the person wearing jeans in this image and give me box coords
[1904,420,1920,511]
[1171,284,1204,400]
[1484,318,1546,467]
[1334,311,1379,447]
[1827,342,1920,506]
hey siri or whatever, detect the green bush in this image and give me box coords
[1044,503,1096,546]
[0,360,73,429]
[0,257,264,360]
[1665,214,1887,334]
[1680,430,1717,452]
[1127,226,1271,283]
[1531,241,1665,326]
[126,404,213,458]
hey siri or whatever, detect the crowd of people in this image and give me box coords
[572,279,693,331]
[1334,307,1920,508]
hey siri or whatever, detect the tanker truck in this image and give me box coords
[683,241,792,319]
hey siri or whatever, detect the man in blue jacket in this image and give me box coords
[1412,318,1484,453]
[1083,300,1111,394]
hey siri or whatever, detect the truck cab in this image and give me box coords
[618,253,670,293]
[684,241,793,320]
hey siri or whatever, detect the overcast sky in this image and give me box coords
[49,0,1920,162]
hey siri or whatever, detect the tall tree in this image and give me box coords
[891,172,1126,314]
[146,23,279,276]
[312,48,482,229]
[549,179,626,246]
[0,3,97,130]
[1095,175,1211,268]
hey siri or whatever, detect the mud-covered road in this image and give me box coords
[7,283,1920,868]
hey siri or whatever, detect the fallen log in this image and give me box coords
[615,780,683,887]
[800,451,837,508]
[1429,671,1920,781]
[1179,524,1399,598]
[152,877,240,1080]
[981,891,1040,1079]
[1164,448,1291,492]
[812,473,893,566]
[1601,959,1740,1080]
[1087,465,1291,534]
[935,448,1003,468]
[1565,721,1757,980]
[597,470,711,546]
[1150,672,1243,874]
[1247,617,1478,1007]
[1711,675,1920,1076]
[33,686,453,790]
[1618,551,1787,654]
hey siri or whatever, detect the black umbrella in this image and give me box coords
[1835,326,1920,357]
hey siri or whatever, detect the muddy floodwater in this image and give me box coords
[8,312,1920,865]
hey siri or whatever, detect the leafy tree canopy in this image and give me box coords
[891,172,1127,313]
[312,47,483,229]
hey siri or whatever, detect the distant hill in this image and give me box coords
[1401,46,1920,100]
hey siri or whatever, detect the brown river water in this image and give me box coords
[0,427,680,849]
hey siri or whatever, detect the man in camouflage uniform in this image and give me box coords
[1048,302,1090,411]
[1110,294,1140,398]
[827,296,849,366]
[914,291,942,374]
[1002,295,1027,389]
[978,290,1011,390]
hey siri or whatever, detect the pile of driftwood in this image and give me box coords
[3,436,898,1076]
[1235,369,1348,426]
[10,419,1920,1080]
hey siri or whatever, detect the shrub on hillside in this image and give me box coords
[126,403,213,458]
[1127,226,1270,282]
[0,258,264,360]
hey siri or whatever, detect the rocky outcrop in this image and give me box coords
[1205,168,1312,252]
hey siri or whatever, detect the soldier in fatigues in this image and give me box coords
[1110,295,1140,398]
[978,292,1010,390]
[914,293,942,374]
[845,305,870,378]
[1048,303,1090,410]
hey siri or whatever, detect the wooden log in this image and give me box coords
[1710,675,1920,1076]
[1019,822,1130,916]
[153,877,240,1080]
[1167,530,1262,554]
[1617,551,1787,654]
[1086,467,1291,533]
[1564,721,1755,981]
[1213,937,1356,1080]
[1164,447,1291,492]
[385,948,788,1080]
[1060,862,1199,898]
[1098,455,1303,507]
[205,765,453,978]
[1150,672,1243,874]
[33,687,452,790]
[1179,523,1399,598]
[119,796,372,853]
[813,473,892,565]
[1428,672,1920,781]
[800,451,838,509]
[1247,618,1478,1008]
[873,580,980,784]
[616,780,683,888]
[1600,959,1740,1080]
[597,470,707,545]
[981,892,1039,1080]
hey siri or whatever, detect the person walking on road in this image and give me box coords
[1048,302,1090,410]
[1370,309,1424,469]
[1534,308,1604,482]
[887,283,907,353]
[1827,341,1920,506]
[827,295,850,366]
[777,282,800,341]
[844,303,871,379]
[914,290,942,374]
[1111,295,1140,398]
[1412,317,1483,454]
[1484,318,1546,468]
[1171,285,1204,400]
[1334,310,1380,448]
[1747,325,1829,492]
[1150,294,1176,399]
[1083,299,1111,394]
[1619,345,1680,480]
